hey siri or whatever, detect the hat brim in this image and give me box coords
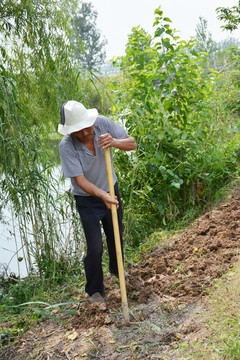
[58,108,98,135]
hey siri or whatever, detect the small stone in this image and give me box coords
[98,302,107,311]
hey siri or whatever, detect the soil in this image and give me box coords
[1,192,240,359]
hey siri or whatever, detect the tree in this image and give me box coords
[0,1,24,23]
[0,0,81,131]
[72,1,107,71]
[0,0,76,49]
[194,17,218,67]
[0,0,87,279]
[216,1,240,31]
[218,37,240,51]
[110,7,219,239]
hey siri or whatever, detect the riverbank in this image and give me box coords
[1,185,240,359]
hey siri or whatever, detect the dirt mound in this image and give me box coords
[1,194,240,359]
[66,193,240,328]
[127,195,240,305]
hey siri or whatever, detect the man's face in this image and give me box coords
[72,126,94,143]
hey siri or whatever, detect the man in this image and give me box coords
[58,100,137,304]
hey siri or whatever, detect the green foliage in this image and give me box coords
[0,275,86,345]
[0,0,239,293]
[218,37,240,52]
[0,0,111,281]
[12,299,83,322]
[213,47,240,116]
[0,0,108,133]
[216,1,240,31]
[1,277,41,310]
[220,336,240,360]
[0,0,78,132]
[0,65,85,280]
[110,6,240,245]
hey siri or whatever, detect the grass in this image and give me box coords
[174,263,240,360]
[0,274,86,347]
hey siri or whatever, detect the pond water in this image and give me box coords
[0,206,26,277]
[0,166,71,278]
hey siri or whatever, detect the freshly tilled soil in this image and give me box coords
[1,193,240,359]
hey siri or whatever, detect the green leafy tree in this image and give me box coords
[72,1,107,71]
[0,0,81,130]
[0,0,90,278]
[110,6,239,244]
[216,1,240,31]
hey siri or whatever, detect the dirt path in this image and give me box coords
[1,193,240,359]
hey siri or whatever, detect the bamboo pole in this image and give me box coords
[104,147,130,324]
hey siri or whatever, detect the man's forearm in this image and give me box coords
[74,175,119,209]
[75,175,106,198]
[98,134,137,151]
[112,136,137,151]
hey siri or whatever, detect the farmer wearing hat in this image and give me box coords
[58,101,137,304]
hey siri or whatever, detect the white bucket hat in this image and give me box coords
[58,100,98,135]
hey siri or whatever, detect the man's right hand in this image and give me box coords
[102,193,119,209]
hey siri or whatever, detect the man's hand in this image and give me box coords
[98,133,137,151]
[98,133,115,149]
[102,193,119,209]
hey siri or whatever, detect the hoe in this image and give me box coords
[105,147,130,325]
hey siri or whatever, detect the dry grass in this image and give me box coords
[173,261,240,360]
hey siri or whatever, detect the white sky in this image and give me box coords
[90,0,240,59]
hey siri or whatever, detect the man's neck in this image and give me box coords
[81,136,95,156]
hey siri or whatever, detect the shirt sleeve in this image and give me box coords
[59,139,84,179]
[97,116,128,139]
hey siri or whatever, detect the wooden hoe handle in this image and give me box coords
[104,147,130,324]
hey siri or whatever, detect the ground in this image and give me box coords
[1,191,240,360]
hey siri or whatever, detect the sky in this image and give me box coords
[89,0,240,59]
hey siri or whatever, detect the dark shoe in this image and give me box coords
[88,292,105,304]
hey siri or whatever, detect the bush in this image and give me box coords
[109,7,240,245]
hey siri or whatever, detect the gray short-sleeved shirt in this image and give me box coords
[59,115,128,196]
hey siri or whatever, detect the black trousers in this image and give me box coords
[74,183,124,296]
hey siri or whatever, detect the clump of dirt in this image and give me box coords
[126,195,240,305]
[1,194,240,360]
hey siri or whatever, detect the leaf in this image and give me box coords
[166,169,175,176]
[153,325,162,332]
[59,309,78,315]
[155,27,165,37]
[166,29,173,36]
[161,38,172,49]
[45,300,84,309]
[154,7,163,16]
[13,301,50,308]
[170,181,181,189]
[163,17,172,22]
[31,308,65,323]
